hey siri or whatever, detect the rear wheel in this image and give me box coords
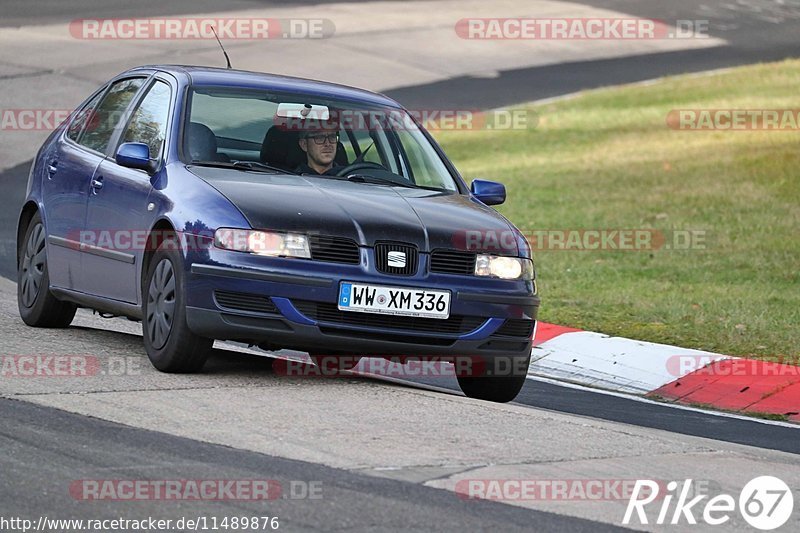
[456,352,531,403]
[17,212,77,328]
[143,241,212,372]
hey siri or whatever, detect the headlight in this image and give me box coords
[475,255,534,280]
[214,229,311,259]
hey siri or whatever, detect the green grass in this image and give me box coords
[434,60,800,362]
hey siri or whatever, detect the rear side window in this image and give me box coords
[78,78,145,153]
[189,92,275,144]
[66,90,103,143]
[121,81,172,161]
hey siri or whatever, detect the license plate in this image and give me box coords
[338,282,451,319]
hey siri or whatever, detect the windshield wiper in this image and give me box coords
[232,161,291,173]
[346,174,419,189]
[189,160,293,174]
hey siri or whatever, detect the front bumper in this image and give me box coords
[184,250,539,357]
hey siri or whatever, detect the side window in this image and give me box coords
[346,128,399,172]
[189,92,274,144]
[67,90,104,143]
[395,129,456,190]
[121,81,171,161]
[78,78,145,153]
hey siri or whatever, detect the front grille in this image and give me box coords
[494,319,535,338]
[294,301,484,335]
[309,235,360,264]
[430,249,476,275]
[214,290,278,314]
[375,242,418,276]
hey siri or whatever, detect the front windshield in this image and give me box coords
[182,86,460,192]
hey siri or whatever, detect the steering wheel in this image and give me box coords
[335,161,386,177]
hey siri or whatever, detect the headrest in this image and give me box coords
[185,122,218,162]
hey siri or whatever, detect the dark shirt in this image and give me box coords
[295,163,343,176]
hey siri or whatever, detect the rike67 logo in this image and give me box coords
[623,476,794,530]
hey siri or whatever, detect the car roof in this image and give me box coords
[131,65,404,109]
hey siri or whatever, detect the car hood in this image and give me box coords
[188,167,520,254]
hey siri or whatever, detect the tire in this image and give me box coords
[310,352,362,374]
[17,212,77,328]
[456,352,531,403]
[142,240,212,372]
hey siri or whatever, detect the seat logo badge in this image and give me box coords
[387,251,407,268]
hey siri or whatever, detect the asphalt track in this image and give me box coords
[1,398,619,532]
[387,0,800,108]
[4,0,800,108]
[3,288,799,530]
[0,0,412,28]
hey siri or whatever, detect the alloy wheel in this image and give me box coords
[146,258,176,350]
[20,223,46,308]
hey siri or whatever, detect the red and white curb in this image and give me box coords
[531,323,800,422]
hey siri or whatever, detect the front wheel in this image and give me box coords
[456,352,531,403]
[17,212,77,328]
[143,241,212,372]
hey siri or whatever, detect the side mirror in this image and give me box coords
[471,179,506,206]
[116,142,155,173]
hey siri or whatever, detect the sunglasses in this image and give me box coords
[306,133,339,145]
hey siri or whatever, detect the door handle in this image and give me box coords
[47,161,58,176]
[91,177,104,191]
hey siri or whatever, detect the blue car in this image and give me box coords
[17,65,539,402]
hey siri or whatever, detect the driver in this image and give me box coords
[296,127,343,176]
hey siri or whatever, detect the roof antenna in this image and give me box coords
[210,26,232,69]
